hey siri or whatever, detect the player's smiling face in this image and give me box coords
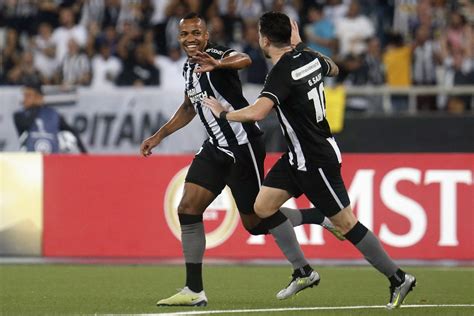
[179,18,209,58]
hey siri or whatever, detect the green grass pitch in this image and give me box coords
[0,265,473,315]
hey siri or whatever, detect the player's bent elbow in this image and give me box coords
[329,64,339,77]
[244,57,252,68]
[241,53,252,66]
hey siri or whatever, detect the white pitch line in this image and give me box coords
[145,304,474,316]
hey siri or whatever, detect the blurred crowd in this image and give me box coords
[0,0,472,111]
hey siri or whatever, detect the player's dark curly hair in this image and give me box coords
[183,12,204,21]
[259,12,291,47]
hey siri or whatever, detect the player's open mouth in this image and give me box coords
[185,44,198,49]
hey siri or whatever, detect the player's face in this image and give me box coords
[179,18,209,57]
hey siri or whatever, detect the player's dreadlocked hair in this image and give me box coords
[259,12,291,48]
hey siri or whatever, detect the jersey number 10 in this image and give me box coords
[307,84,326,123]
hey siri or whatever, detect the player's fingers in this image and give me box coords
[141,143,150,156]
[202,97,213,107]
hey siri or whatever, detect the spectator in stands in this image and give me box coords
[383,33,412,111]
[408,0,442,40]
[345,37,385,112]
[1,29,22,85]
[52,7,88,64]
[7,51,42,86]
[2,0,38,37]
[150,0,173,55]
[102,0,122,29]
[37,0,61,28]
[80,0,142,32]
[216,0,261,19]
[13,81,87,154]
[91,41,122,89]
[392,0,418,40]
[271,0,301,23]
[32,22,58,85]
[335,0,375,58]
[323,0,349,24]
[304,4,337,58]
[154,45,186,91]
[96,25,120,56]
[165,1,190,54]
[208,15,229,46]
[116,43,160,86]
[85,20,101,57]
[221,0,244,45]
[383,33,412,87]
[441,47,473,113]
[116,21,142,63]
[439,11,472,60]
[242,21,268,84]
[57,39,91,86]
[412,25,440,110]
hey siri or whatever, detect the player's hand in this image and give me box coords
[290,20,302,48]
[190,51,220,73]
[140,135,161,157]
[202,96,226,118]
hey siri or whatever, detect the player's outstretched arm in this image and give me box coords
[192,51,251,73]
[140,96,196,157]
[203,96,274,123]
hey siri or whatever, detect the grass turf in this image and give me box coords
[0,265,473,315]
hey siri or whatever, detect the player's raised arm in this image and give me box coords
[140,95,196,157]
[203,96,274,123]
[290,20,339,77]
[191,51,251,73]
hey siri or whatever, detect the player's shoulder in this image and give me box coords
[269,53,293,75]
[205,42,234,59]
[282,50,324,81]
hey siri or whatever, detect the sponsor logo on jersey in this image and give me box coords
[164,166,239,249]
[205,48,224,56]
[291,58,322,80]
[187,89,208,104]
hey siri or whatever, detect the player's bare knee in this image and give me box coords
[333,219,356,235]
[331,207,358,235]
[177,200,201,215]
[253,202,273,218]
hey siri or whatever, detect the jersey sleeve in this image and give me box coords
[304,49,331,77]
[258,61,291,106]
[205,44,235,60]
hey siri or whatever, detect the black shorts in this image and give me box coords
[263,153,350,217]
[185,138,265,214]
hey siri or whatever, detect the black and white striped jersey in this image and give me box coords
[183,43,262,147]
[259,49,342,171]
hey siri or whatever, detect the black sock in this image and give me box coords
[300,207,325,225]
[185,263,203,292]
[293,264,313,277]
[389,269,406,287]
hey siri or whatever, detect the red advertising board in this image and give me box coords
[43,154,473,260]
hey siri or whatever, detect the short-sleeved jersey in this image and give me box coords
[183,42,262,147]
[259,49,342,171]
